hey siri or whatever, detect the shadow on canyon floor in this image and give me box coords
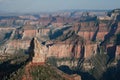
[101,60,120,80]
[58,65,96,80]
[0,58,28,80]
[107,45,116,64]
[58,63,120,80]
[100,22,118,46]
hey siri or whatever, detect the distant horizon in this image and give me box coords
[0,9,113,14]
[0,0,120,13]
[0,8,118,14]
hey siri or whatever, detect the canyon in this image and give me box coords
[0,9,120,80]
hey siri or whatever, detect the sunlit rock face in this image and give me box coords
[29,37,47,63]
[47,42,81,58]
[116,46,120,59]
[22,28,50,40]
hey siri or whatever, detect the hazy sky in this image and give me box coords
[0,0,120,13]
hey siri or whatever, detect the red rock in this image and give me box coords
[116,46,120,58]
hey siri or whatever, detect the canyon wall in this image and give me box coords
[22,28,50,39]
[29,37,98,61]
[47,43,81,58]
[47,42,97,59]
[77,22,109,41]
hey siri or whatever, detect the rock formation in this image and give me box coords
[116,46,120,59]
[29,37,47,63]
